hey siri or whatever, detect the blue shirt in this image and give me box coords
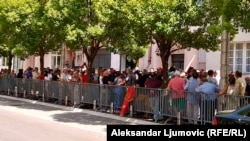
[185,77,200,104]
[195,82,219,100]
[26,71,33,79]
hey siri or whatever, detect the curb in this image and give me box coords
[0,95,160,125]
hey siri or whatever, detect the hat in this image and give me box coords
[180,72,186,77]
[174,70,180,76]
[63,67,69,71]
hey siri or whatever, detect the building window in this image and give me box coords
[229,43,250,73]
[171,54,184,70]
[51,51,61,70]
[229,43,234,72]
[246,43,250,72]
[235,43,243,71]
[2,57,8,66]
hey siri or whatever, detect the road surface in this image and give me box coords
[0,96,135,141]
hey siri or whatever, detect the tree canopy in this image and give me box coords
[0,0,37,70]
[96,0,225,87]
[0,0,249,85]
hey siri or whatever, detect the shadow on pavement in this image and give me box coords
[0,95,138,125]
[0,96,66,111]
[52,112,134,125]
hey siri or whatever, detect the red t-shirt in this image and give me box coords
[39,74,45,80]
[167,76,185,98]
[81,74,88,83]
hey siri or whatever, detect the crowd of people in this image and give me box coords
[1,64,250,124]
[165,66,250,124]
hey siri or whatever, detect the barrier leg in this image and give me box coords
[65,96,68,106]
[93,100,97,111]
[177,112,181,125]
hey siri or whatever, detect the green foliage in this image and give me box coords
[96,0,227,87]
[233,0,250,32]
[21,0,64,56]
[2,0,248,76]
[98,0,224,53]
[0,0,37,60]
[94,0,149,60]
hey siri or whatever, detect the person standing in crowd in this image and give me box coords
[136,69,149,87]
[184,69,200,124]
[25,67,33,79]
[125,68,136,86]
[8,70,16,78]
[61,68,71,82]
[134,70,142,87]
[32,67,40,80]
[17,69,24,78]
[196,78,220,122]
[44,69,51,81]
[219,74,238,110]
[235,70,246,107]
[245,76,250,104]
[168,65,176,80]
[145,72,162,122]
[186,67,194,80]
[81,70,88,83]
[52,69,60,81]
[101,69,112,110]
[207,69,218,86]
[92,68,99,84]
[167,70,186,120]
[71,70,81,82]
[113,72,126,113]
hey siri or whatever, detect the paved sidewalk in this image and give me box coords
[0,95,159,125]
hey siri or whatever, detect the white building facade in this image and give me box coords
[1,31,250,76]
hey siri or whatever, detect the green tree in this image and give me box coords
[94,0,148,69]
[97,0,225,87]
[46,0,147,82]
[0,0,35,71]
[20,0,64,72]
[222,0,250,33]
[208,0,247,87]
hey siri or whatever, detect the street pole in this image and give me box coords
[219,30,230,88]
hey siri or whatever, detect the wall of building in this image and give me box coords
[206,29,250,74]
[110,53,121,71]
[206,50,220,71]
[234,30,250,42]
[137,44,205,72]
[183,49,199,72]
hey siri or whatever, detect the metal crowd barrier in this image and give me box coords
[0,77,249,125]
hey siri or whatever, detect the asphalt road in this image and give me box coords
[0,98,108,141]
[0,96,157,141]
[0,108,106,141]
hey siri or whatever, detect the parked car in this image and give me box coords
[212,104,250,125]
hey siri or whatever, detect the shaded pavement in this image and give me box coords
[0,95,159,128]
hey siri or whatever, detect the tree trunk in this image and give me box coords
[161,57,169,89]
[86,60,93,83]
[7,51,13,74]
[40,54,44,73]
[39,48,45,73]
[220,30,230,89]
[158,42,172,89]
